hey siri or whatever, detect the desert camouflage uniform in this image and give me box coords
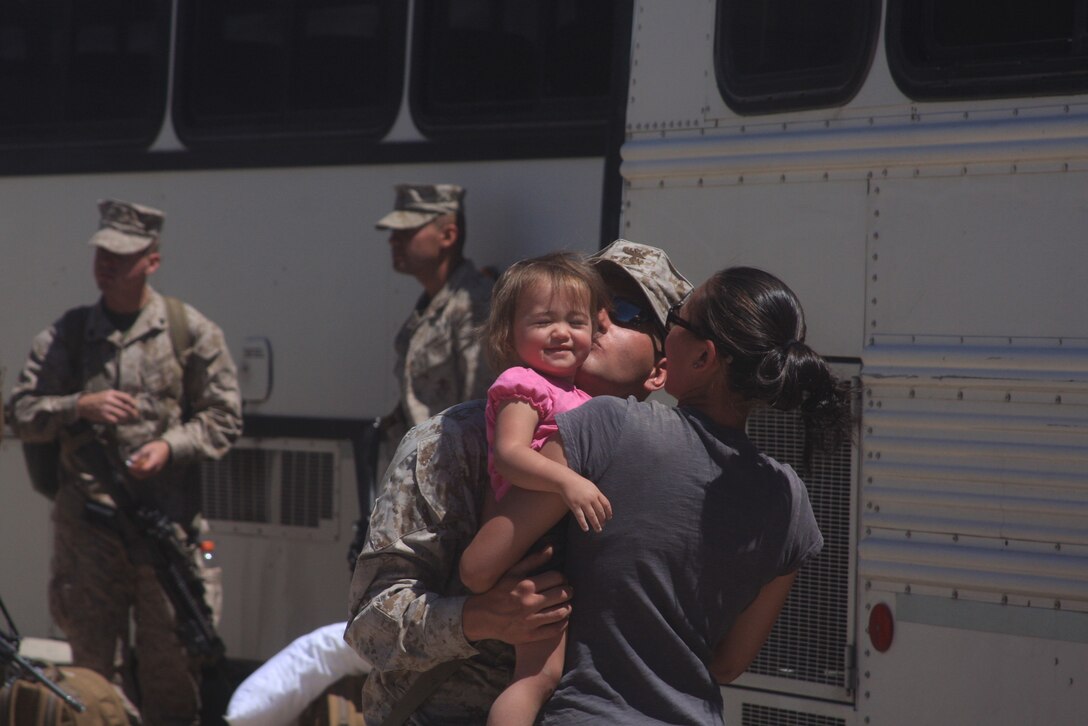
[347,400,513,726]
[380,260,494,476]
[10,288,242,726]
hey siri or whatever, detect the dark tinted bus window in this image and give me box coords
[714,0,880,114]
[411,1,622,134]
[887,0,1088,100]
[0,1,168,145]
[175,0,406,142]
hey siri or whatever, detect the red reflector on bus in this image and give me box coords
[868,602,894,653]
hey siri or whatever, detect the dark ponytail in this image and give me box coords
[695,267,855,455]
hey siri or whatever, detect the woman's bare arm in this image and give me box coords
[710,571,797,683]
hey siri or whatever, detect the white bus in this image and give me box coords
[621,2,1087,725]
[2,2,1086,724]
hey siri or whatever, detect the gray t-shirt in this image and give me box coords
[539,396,823,725]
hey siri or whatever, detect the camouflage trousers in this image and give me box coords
[49,487,220,726]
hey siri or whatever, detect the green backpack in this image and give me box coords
[21,297,190,500]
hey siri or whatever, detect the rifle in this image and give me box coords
[0,594,86,713]
[70,432,225,665]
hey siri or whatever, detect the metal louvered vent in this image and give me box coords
[744,389,857,696]
[280,450,335,527]
[201,448,271,523]
[201,440,339,535]
[741,703,846,726]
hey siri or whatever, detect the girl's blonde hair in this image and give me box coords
[485,251,610,373]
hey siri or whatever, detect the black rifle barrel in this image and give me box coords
[1,635,87,713]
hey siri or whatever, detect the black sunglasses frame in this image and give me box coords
[665,302,710,339]
[608,296,665,359]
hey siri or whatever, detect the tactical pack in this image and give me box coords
[0,665,134,726]
[21,297,190,500]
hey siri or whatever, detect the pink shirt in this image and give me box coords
[485,366,592,501]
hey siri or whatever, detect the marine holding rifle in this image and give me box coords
[8,199,242,725]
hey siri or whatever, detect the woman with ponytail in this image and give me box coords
[477,264,850,725]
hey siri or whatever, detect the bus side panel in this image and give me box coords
[0,439,55,638]
[868,171,1088,341]
[861,595,1088,725]
[622,179,870,358]
[0,159,605,421]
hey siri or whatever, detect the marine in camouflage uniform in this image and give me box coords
[375,184,495,478]
[8,199,242,726]
[346,240,692,725]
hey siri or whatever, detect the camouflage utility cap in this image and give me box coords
[376,184,465,231]
[88,199,164,255]
[590,239,692,331]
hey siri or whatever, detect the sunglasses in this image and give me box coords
[666,301,715,342]
[609,296,665,358]
[608,296,657,329]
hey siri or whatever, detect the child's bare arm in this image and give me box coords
[460,486,569,594]
[492,400,611,532]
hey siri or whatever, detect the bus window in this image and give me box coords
[713,0,880,115]
[410,0,624,138]
[0,0,169,146]
[174,0,406,143]
[887,0,1088,100]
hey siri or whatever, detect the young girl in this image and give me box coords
[459,251,611,726]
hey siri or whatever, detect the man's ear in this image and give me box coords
[145,251,162,276]
[436,220,459,251]
[642,354,668,395]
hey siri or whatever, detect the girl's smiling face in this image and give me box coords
[512,281,594,380]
